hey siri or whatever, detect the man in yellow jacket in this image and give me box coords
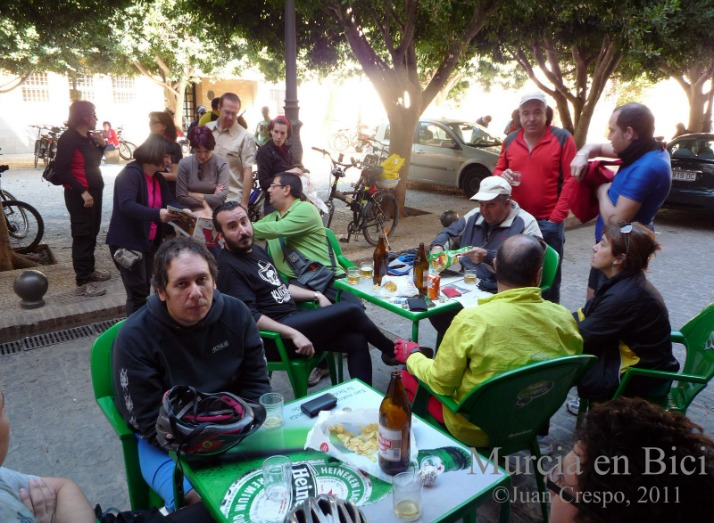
[397,234,583,450]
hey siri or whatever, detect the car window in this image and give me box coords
[670,140,697,158]
[447,122,501,147]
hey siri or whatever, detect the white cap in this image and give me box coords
[470,176,512,201]
[519,91,547,107]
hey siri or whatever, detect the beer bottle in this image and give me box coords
[373,232,389,285]
[412,242,429,296]
[378,370,411,475]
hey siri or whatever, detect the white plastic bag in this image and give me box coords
[300,172,328,213]
[304,408,417,483]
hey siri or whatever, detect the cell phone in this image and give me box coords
[442,287,462,298]
[300,393,338,418]
[407,297,428,312]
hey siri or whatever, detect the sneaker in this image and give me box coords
[308,366,330,387]
[537,436,553,456]
[566,398,581,416]
[381,352,401,366]
[88,269,111,282]
[75,283,106,297]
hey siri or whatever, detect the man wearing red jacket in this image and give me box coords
[493,91,576,303]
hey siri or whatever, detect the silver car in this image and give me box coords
[376,118,502,197]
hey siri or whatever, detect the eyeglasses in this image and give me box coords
[546,468,598,518]
[620,223,633,254]
[269,183,286,189]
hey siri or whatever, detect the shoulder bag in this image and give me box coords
[41,160,63,185]
[279,236,336,293]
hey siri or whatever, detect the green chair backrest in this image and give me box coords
[325,228,355,270]
[90,320,163,510]
[540,245,559,292]
[456,354,596,455]
[670,303,714,411]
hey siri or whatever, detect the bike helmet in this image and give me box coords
[155,385,266,456]
[285,495,368,523]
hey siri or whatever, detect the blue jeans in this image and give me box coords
[137,437,193,512]
[538,219,564,304]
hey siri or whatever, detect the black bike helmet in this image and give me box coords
[155,385,266,456]
[284,495,368,523]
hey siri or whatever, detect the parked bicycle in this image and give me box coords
[312,147,399,246]
[247,172,265,222]
[329,125,375,153]
[116,127,137,161]
[32,125,65,168]
[0,156,45,253]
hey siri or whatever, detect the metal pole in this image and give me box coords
[284,0,303,163]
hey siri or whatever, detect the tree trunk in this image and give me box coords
[0,202,39,271]
[667,63,714,133]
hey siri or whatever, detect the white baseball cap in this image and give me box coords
[470,176,512,201]
[519,91,547,107]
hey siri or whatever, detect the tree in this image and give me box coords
[0,202,38,271]
[108,0,249,128]
[0,1,133,91]
[187,0,501,212]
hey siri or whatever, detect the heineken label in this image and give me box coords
[219,451,390,522]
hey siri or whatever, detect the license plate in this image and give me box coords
[672,170,698,182]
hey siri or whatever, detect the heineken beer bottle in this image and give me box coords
[378,370,411,475]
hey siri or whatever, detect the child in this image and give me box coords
[439,210,460,228]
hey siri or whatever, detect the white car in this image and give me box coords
[374,118,502,197]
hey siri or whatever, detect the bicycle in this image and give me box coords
[0,162,45,254]
[247,173,265,222]
[328,125,375,153]
[116,128,137,161]
[312,147,399,246]
[32,125,64,168]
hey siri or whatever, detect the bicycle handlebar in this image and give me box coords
[311,147,358,168]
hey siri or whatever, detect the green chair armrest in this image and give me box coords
[670,331,685,344]
[414,378,460,413]
[260,330,281,341]
[614,368,708,398]
[337,255,355,270]
[97,396,135,438]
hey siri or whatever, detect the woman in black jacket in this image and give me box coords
[106,135,179,314]
[54,100,109,297]
[573,222,679,403]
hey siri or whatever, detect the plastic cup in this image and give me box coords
[260,392,284,430]
[510,171,522,186]
[360,261,374,280]
[262,455,292,502]
[464,270,477,285]
[392,470,423,521]
[347,267,360,285]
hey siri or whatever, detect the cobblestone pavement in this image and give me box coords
[1,153,713,521]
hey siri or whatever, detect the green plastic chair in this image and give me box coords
[325,228,355,270]
[412,354,596,522]
[540,244,559,292]
[90,320,163,511]
[577,303,714,428]
[263,330,343,398]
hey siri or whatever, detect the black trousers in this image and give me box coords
[109,244,156,315]
[264,302,393,385]
[64,187,103,286]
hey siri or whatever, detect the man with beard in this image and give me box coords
[570,103,671,298]
[212,201,401,386]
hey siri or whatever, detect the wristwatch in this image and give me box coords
[313,291,321,302]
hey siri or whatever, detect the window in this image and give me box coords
[71,75,95,101]
[270,88,285,115]
[22,73,50,103]
[112,76,136,103]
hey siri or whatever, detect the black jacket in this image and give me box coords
[112,291,270,442]
[575,271,679,400]
[54,128,105,191]
[106,161,177,252]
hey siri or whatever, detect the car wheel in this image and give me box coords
[461,165,491,198]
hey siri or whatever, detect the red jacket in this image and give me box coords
[493,125,576,223]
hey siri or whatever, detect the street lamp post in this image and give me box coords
[284,0,303,164]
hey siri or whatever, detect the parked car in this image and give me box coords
[665,133,714,210]
[374,118,502,197]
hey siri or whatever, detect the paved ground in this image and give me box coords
[1,153,713,521]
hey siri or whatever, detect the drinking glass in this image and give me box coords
[262,455,292,502]
[464,269,477,285]
[347,267,360,285]
[392,470,423,521]
[260,392,284,429]
[360,261,374,279]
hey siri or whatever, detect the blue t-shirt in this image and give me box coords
[0,467,38,522]
[595,148,671,240]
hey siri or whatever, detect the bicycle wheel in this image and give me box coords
[1,190,17,201]
[118,141,136,161]
[3,200,44,253]
[360,191,399,246]
[34,140,41,168]
[330,133,350,152]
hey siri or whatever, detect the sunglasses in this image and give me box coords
[620,223,633,254]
